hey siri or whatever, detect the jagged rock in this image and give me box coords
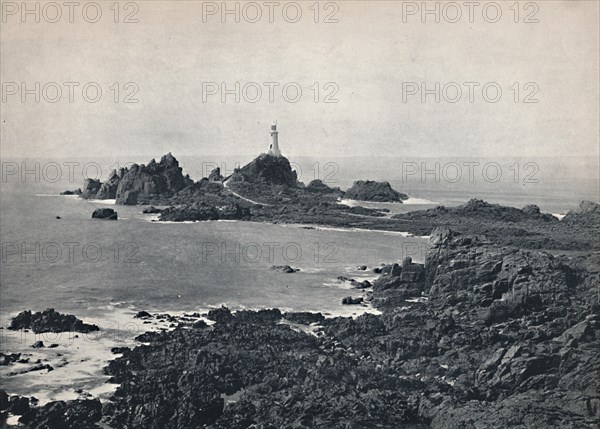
[116,190,138,205]
[91,208,117,220]
[96,170,121,199]
[344,180,408,202]
[9,309,99,333]
[208,167,224,182]
[80,178,101,199]
[19,398,102,428]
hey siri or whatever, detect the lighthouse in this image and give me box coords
[267,122,281,157]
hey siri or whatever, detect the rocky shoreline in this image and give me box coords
[2,215,599,427]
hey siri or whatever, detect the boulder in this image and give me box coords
[91,208,117,220]
[342,296,363,305]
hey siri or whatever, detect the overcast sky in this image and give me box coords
[1,1,598,160]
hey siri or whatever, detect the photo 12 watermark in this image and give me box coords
[200,240,339,264]
[401,81,540,103]
[1,82,140,104]
[201,82,339,103]
[200,1,339,24]
[1,1,140,24]
[400,1,540,24]
[1,241,141,264]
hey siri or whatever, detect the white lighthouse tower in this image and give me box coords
[267,122,281,157]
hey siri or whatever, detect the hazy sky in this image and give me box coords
[1,1,598,159]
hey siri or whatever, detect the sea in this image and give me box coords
[0,154,598,404]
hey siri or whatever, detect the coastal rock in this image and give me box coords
[283,312,325,325]
[230,153,297,186]
[114,153,192,203]
[208,167,224,182]
[32,341,44,348]
[344,180,408,202]
[0,353,21,365]
[79,153,193,203]
[91,208,117,220]
[270,265,299,273]
[116,190,139,205]
[342,296,363,305]
[142,206,162,214]
[19,398,102,428]
[562,200,600,228]
[9,309,100,334]
[80,178,101,199]
[159,203,219,222]
[95,170,121,199]
[306,179,343,195]
[60,188,81,195]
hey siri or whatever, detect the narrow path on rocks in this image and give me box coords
[223,178,271,206]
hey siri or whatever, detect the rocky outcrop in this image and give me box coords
[425,227,578,316]
[8,309,100,333]
[95,170,121,199]
[91,208,117,220]
[230,153,297,186]
[562,200,600,228]
[79,153,193,203]
[208,167,224,182]
[80,178,101,199]
[158,202,250,222]
[344,180,408,202]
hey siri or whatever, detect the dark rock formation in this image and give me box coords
[270,265,299,273]
[342,296,363,305]
[91,208,117,220]
[59,188,81,195]
[32,341,44,349]
[19,398,102,428]
[230,153,297,186]
[305,179,343,196]
[142,206,162,214]
[79,153,193,203]
[0,352,21,365]
[345,180,408,202]
[95,170,121,199]
[8,309,99,333]
[562,200,600,228]
[80,178,101,199]
[208,167,224,182]
[393,199,598,250]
